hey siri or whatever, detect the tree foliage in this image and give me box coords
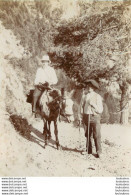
[0,1,62,56]
[0,1,62,89]
[50,1,131,123]
[51,2,131,89]
[0,1,131,123]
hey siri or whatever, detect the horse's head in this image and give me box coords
[48,89,61,102]
[39,89,61,120]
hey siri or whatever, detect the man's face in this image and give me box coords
[88,86,94,93]
[84,85,94,94]
[84,87,89,95]
[41,60,49,67]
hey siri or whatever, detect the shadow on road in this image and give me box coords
[61,146,83,154]
[10,114,84,154]
[10,114,44,149]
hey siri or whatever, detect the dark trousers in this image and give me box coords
[32,86,43,113]
[83,114,102,154]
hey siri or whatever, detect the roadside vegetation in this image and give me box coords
[0,0,131,123]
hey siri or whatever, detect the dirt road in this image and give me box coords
[0,118,131,176]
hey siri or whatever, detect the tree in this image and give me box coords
[50,1,131,124]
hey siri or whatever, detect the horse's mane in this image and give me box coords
[39,89,61,120]
[48,89,61,102]
[40,89,61,104]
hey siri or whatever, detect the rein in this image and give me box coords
[45,90,61,111]
[41,91,71,122]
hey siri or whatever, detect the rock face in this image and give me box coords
[0,21,24,58]
[0,21,33,176]
[0,21,31,119]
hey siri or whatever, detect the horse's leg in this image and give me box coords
[48,121,51,140]
[43,120,48,148]
[43,118,46,135]
[54,120,60,150]
[59,114,61,122]
[59,108,61,122]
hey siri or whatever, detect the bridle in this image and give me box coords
[41,90,71,122]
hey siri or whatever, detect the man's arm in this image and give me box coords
[49,67,58,85]
[90,94,103,114]
[34,68,44,85]
[78,95,85,120]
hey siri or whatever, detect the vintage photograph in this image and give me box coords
[0,0,131,176]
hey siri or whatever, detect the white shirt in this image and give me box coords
[80,91,103,115]
[34,66,58,85]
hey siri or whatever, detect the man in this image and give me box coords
[32,54,58,116]
[79,80,103,158]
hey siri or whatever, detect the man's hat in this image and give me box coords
[41,55,51,63]
[85,79,99,89]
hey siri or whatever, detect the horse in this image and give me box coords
[38,89,61,150]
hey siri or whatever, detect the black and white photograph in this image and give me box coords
[0,0,131,177]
